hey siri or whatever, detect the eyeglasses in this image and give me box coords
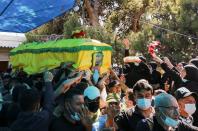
[158,106,179,114]
[86,97,100,104]
[109,102,120,106]
[157,106,179,110]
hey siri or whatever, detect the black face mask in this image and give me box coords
[85,97,100,113]
[87,102,99,113]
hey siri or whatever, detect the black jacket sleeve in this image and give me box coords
[43,82,55,113]
[177,122,198,131]
[114,109,133,131]
[160,63,182,92]
[125,49,130,57]
[53,68,65,84]
[135,119,151,131]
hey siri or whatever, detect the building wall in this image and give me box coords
[0,48,12,72]
[0,48,12,61]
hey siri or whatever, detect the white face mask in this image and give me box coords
[136,98,152,110]
[185,104,196,115]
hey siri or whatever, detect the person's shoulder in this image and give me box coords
[0,127,11,131]
[34,110,50,119]
[114,108,134,124]
[178,120,198,131]
[118,108,134,117]
[49,115,65,131]
[136,118,151,131]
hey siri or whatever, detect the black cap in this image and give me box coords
[174,87,197,100]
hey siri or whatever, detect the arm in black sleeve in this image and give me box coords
[43,82,54,113]
[160,63,182,90]
[125,49,130,57]
[135,120,151,131]
[139,62,152,83]
[53,68,65,83]
[114,110,131,131]
[178,122,198,131]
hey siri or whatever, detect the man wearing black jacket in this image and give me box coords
[114,79,154,131]
[122,39,151,88]
[50,88,93,131]
[11,71,54,131]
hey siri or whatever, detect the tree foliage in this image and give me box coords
[26,0,198,63]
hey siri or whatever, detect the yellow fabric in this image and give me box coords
[10,39,112,75]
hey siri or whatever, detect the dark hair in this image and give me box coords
[12,84,27,103]
[154,89,166,96]
[74,82,88,93]
[184,65,198,82]
[133,79,153,94]
[64,88,83,101]
[189,58,198,68]
[180,62,187,67]
[149,61,157,70]
[108,80,119,89]
[127,90,135,102]
[19,88,41,111]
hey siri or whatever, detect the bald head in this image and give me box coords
[154,93,180,128]
[155,93,178,108]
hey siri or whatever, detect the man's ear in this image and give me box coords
[84,97,88,104]
[155,107,160,114]
[177,99,183,109]
[128,101,133,106]
[133,92,138,101]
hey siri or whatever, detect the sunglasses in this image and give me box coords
[109,102,119,106]
[86,97,100,104]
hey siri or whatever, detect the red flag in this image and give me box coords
[148,41,160,57]
[72,30,86,38]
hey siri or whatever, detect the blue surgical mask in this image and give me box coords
[164,116,179,128]
[136,98,151,110]
[161,110,179,128]
[71,112,80,121]
[93,70,100,84]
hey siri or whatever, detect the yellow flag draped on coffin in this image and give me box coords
[10,39,112,75]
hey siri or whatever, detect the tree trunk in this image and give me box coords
[84,0,99,26]
[131,0,149,32]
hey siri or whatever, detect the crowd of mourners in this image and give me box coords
[0,40,198,131]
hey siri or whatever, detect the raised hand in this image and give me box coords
[164,57,174,69]
[57,72,82,94]
[152,54,163,64]
[107,104,120,119]
[79,105,93,131]
[98,73,110,90]
[84,70,92,81]
[61,62,74,69]
[122,38,130,49]
[123,56,142,64]
[63,102,76,124]
[44,71,54,82]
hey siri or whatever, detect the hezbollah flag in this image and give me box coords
[10,39,112,75]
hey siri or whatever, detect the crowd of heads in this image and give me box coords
[0,51,198,131]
